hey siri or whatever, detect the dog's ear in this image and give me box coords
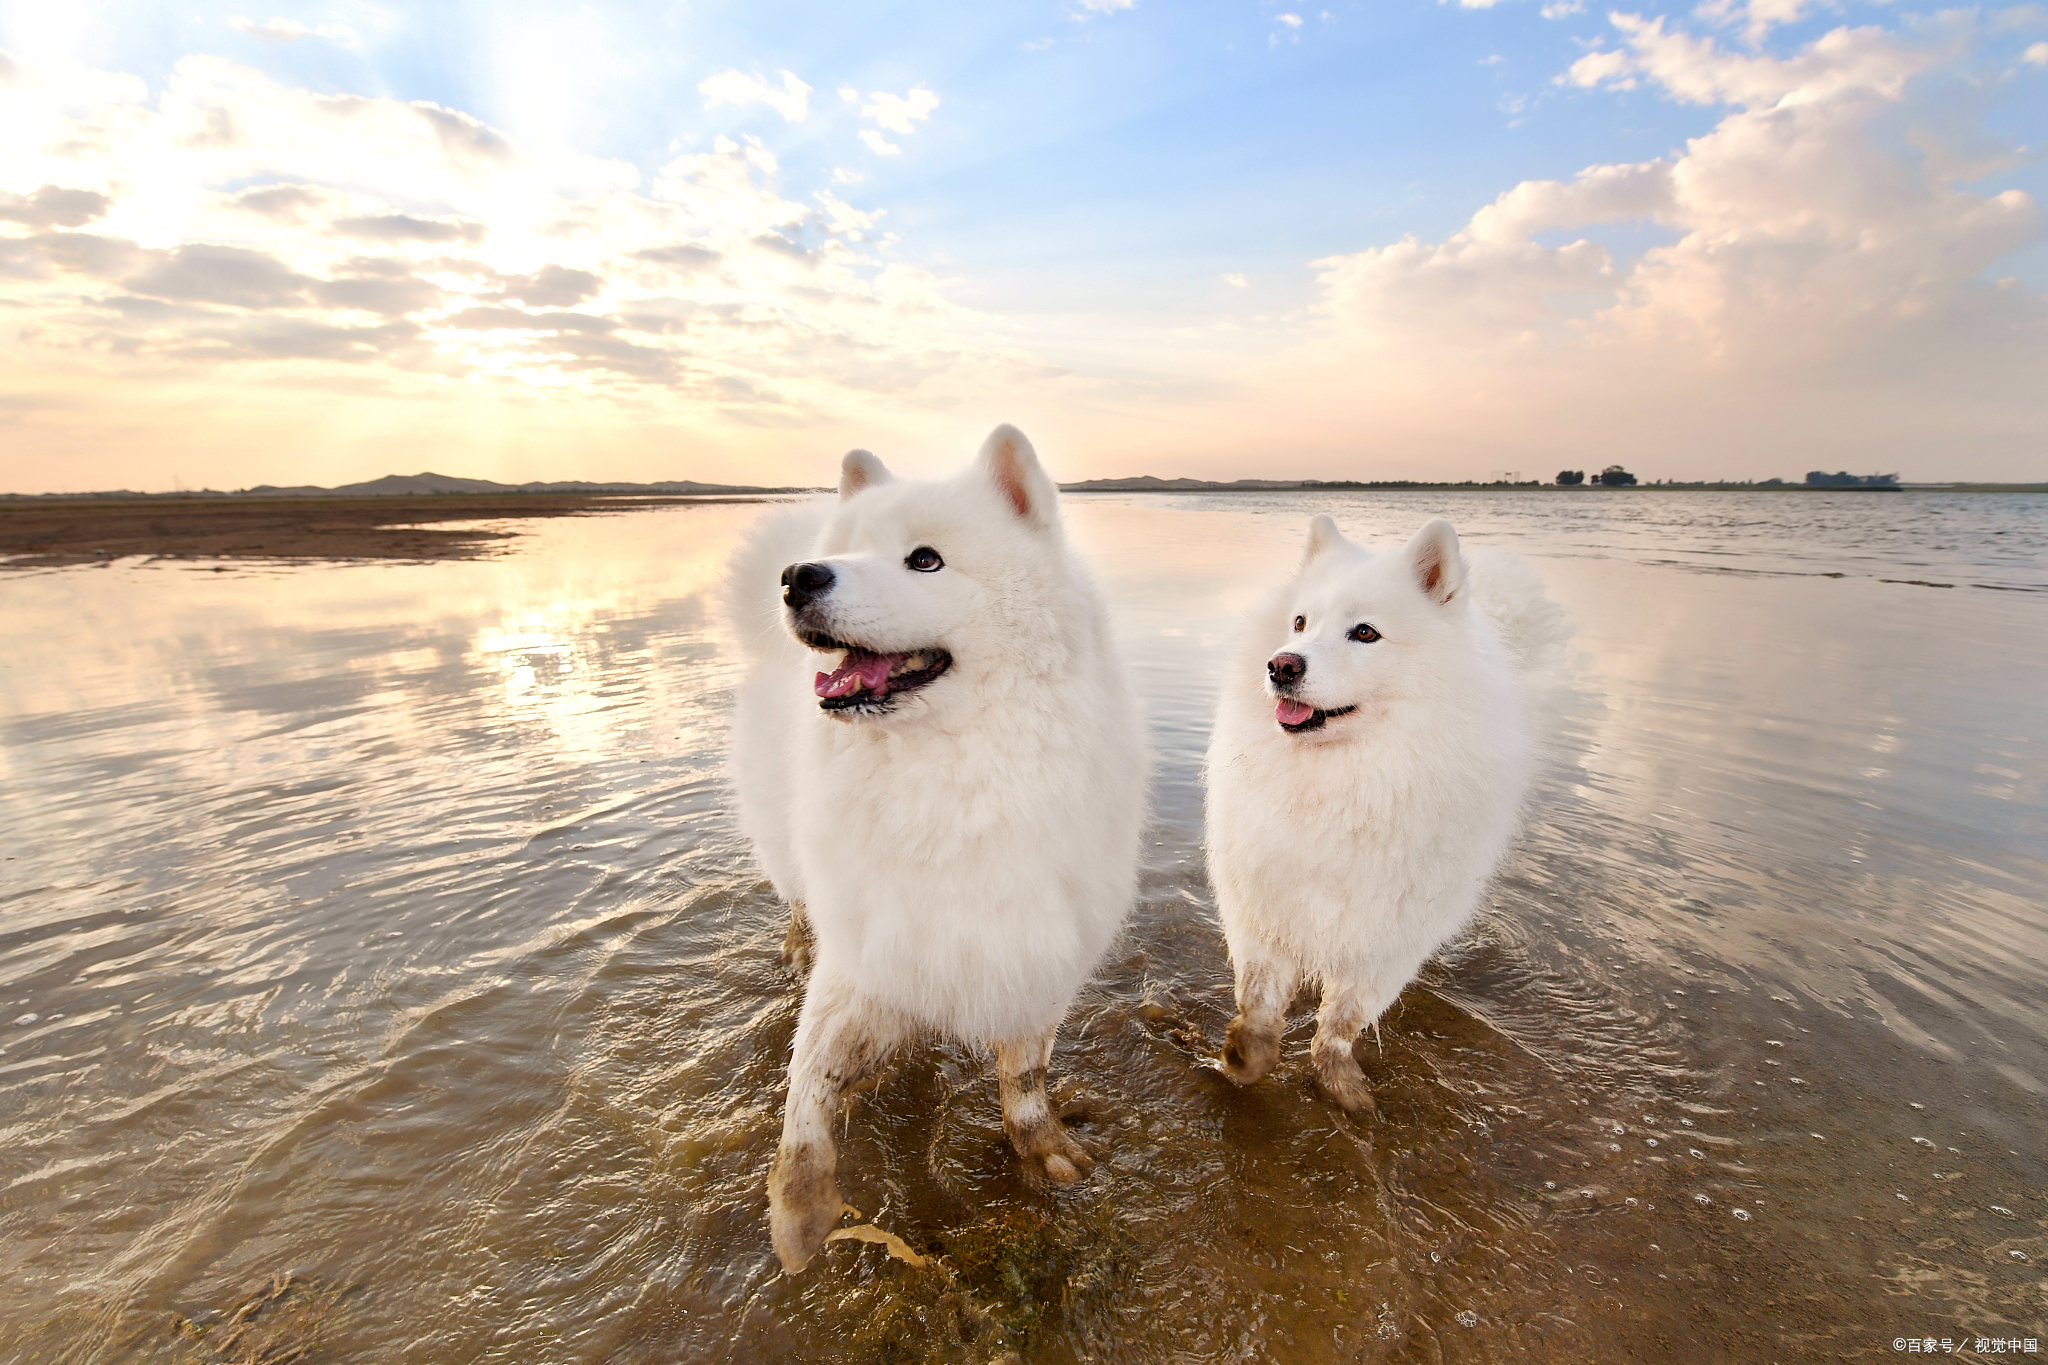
[1302,513,1351,567]
[839,449,891,501]
[977,424,1058,528]
[1403,518,1464,604]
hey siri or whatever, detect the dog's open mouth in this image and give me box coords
[1275,698,1358,733]
[804,632,953,711]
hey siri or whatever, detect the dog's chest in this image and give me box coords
[801,716,1089,851]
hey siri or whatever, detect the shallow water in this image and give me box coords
[1,490,2043,1363]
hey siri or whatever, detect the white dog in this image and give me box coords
[722,425,1146,1273]
[1204,514,1556,1112]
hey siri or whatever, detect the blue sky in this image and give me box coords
[2,0,2045,488]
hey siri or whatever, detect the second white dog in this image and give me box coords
[1204,514,1556,1112]
[723,426,1146,1272]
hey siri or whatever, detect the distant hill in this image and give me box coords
[246,470,811,497]
[4,471,818,501]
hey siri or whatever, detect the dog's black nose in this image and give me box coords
[1267,652,1306,686]
[781,561,836,608]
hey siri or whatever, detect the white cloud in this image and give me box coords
[831,167,865,184]
[2025,41,2048,64]
[862,86,939,136]
[0,51,1009,436]
[1318,14,2040,377]
[857,129,901,157]
[838,86,859,102]
[813,189,881,240]
[1279,14,1305,27]
[1540,0,1585,17]
[1559,47,1637,88]
[1222,272,1249,287]
[697,69,812,123]
[226,16,359,47]
[1611,14,1925,105]
[1695,0,1815,47]
[1073,0,1136,15]
[1447,0,1509,10]
[1482,53,1506,65]
[1023,37,1056,51]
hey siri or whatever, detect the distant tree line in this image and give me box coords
[1555,466,1636,486]
[1805,471,1899,487]
[1551,467,1901,487]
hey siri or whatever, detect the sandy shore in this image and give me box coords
[0,494,768,569]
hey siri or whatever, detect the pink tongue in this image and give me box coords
[816,648,908,699]
[1275,698,1316,727]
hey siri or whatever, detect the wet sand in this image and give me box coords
[0,494,764,569]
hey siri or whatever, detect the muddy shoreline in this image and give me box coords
[0,494,778,568]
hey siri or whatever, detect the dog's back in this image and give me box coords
[1464,545,1570,679]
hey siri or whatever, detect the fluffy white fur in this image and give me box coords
[1204,514,1558,1113]
[722,425,1146,1272]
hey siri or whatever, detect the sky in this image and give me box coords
[1,0,2044,491]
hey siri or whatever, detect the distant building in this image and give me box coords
[1556,469,1586,486]
[1591,464,1638,486]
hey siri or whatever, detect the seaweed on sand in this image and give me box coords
[167,1273,348,1365]
[939,1204,1133,1354]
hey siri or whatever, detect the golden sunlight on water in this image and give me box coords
[0,491,2042,1363]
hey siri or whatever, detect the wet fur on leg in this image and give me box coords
[1307,985,1381,1113]
[1310,1038,1376,1113]
[768,974,905,1273]
[767,1140,841,1271]
[779,904,813,974]
[997,1036,1093,1183]
[1217,953,1291,1086]
[1219,1014,1281,1085]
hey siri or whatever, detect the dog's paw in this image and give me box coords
[767,1141,842,1273]
[1020,1127,1095,1184]
[1311,1050,1377,1115]
[1217,1014,1280,1085]
[1010,1117,1096,1184]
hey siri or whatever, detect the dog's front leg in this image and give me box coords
[1309,980,1388,1115]
[995,1030,1094,1184]
[1219,948,1294,1085]
[768,972,900,1272]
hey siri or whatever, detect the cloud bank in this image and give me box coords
[0,7,2042,489]
[1292,11,2045,475]
[0,52,1052,487]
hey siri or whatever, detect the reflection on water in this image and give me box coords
[1,492,2043,1362]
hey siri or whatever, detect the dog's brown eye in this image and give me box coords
[1292,615,1305,632]
[906,546,943,572]
[1350,623,1381,643]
